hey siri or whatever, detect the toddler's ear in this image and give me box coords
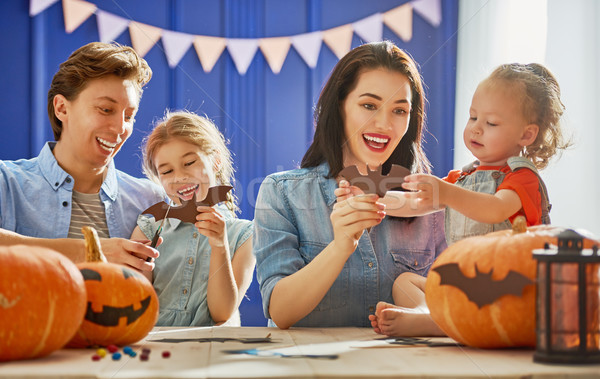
[520,124,539,146]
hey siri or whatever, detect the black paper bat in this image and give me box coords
[142,185,232,224]
[432,263,533,308]
[338,164,410,197]
[154,337,273,344]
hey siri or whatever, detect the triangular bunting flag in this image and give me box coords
[96,10,130,43]
[62,0,97,34]
[30,0,59,16]
[129,21,162,57]
[412,0,442,27]
[353,13,383,43]
[383,3,413,42]
[259,37,291,74]
[290,31,322,68]
[193,36,227,73]
[322,24,353,60]
[227,38,259,75]
[162,30,195,68]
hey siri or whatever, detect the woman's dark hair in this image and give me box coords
[301,41,430,177]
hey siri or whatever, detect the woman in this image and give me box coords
[253,41,447,329]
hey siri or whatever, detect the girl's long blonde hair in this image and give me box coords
[142,111,237,213]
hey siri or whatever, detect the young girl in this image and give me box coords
[338,63,571,336]
[131,111,254,327]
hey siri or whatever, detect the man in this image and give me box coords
[0,42,164,271]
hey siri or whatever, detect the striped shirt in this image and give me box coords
[67,191,110,239]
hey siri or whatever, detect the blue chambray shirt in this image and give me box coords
[253,162,447,327]
[0,142,165,238]
[138,206,253,326]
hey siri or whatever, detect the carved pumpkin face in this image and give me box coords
[67,262,159,348]
[425,223,600,349]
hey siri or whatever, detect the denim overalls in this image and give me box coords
[445,156,551,245]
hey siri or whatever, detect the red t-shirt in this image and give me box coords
[445,165,542,226]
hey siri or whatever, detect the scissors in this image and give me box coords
[146,201,172,262]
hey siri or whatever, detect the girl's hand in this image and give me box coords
[195,206,228,249]
[330,193,385,254]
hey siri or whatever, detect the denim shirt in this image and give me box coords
[253,162,447,327]
[0,142,165,238]
[138,206,253,326]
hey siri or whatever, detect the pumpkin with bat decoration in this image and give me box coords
[67,226,159,348]
[0,245,86,361]
[425,216,600,348]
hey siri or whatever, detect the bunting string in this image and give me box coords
[30,0,442,75]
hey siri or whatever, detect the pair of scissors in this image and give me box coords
[146,201,172,262]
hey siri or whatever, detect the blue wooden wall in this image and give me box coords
[0,0,458,326]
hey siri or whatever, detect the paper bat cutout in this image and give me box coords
[222,348,338,359]
[432,263,533,308]
[142,185,232,224]
[339,164,410,197]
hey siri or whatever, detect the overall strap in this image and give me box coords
[507,157,552,224]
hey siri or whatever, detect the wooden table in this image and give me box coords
[1,327,598,378]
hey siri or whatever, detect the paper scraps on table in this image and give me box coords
[153,336,273,344]
[222,348,338,359]
[352,337,460,349]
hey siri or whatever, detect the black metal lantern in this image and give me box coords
[533,229,600,364]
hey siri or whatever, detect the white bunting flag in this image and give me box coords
[96,10,129,43]
[322,24,353,59]
[227,38,259,75]
[129,21,162,57]
[383,3,413,42]
[290,31,322,68]
[353,13,383,43]
[30,0,59,16]
[162,30,195,68]
[412,0,442,27]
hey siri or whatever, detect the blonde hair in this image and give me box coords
[485,63,571,170]
[142,111,237,212]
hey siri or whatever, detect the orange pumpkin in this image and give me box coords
[0,245,86,361]
[425,217,600,348]
[67,227,159,348]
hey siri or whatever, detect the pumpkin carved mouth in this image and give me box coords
[83,295,152,327]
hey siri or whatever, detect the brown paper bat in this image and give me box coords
[432,263,533,308]
[142,185,232,224]
[338,164,410,197]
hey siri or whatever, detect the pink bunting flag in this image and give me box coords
[383,3,413,42]
[411,0,442,27]
[227,39,259,75]
[290,31,322,68]
[129,21,162,57]
[259,37,291,74]
[29,0,59,16]
[96,10,130,43]
[322,24,353,60]
[193,36,227,73]
[62,0,96,34]
[353,13,383,43]
[162,30,194,68]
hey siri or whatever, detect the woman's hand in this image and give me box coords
[195,206,228,249]
[330,193,385,254]
[334,179,365,202]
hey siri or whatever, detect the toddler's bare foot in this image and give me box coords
[373,301,444,337]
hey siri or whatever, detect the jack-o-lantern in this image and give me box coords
[67,227,159,348]
[425,216,600,348]
[0,245,86,361]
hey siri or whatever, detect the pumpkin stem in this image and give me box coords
[511,215,527,234]
[82,226,107,263]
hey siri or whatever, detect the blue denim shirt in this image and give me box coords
[138,206,253,326]
[253,162,447,327]
[0,142,165,238]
